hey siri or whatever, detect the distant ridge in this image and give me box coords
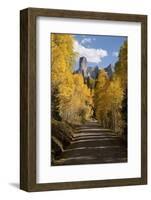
[75,56,114,88]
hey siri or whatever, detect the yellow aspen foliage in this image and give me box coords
[108,78,124,134]
[51,33,75,86]
[51,33,76,120]
[94,69,124,134]
[73,74,92,121]
[114,40,128,135]
[107,78,124,110]
[114,40,127,89]
[51,33,92,123]
[94,69,110,121]
[60,74,92,123]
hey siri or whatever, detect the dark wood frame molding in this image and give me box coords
[20,7,147,192]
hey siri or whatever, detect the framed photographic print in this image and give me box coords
[20,8,147,191]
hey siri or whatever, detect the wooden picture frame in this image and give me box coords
[20,7,147,192]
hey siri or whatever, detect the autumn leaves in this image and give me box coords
[51,33,127,136]
[94,70,125,135]
[51,34,92,124]
[93,41,127,135]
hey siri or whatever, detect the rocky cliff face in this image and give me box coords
[78,57,99,80]
[77,56,113,88]
[104,64,113,78]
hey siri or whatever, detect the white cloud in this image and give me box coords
[112,51,119,57]
[81,37,96,45]
[81,37,92,45]
[74,40,108,63]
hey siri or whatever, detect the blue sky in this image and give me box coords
[73,34,127,70]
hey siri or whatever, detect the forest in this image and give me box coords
[51,33,127,165]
